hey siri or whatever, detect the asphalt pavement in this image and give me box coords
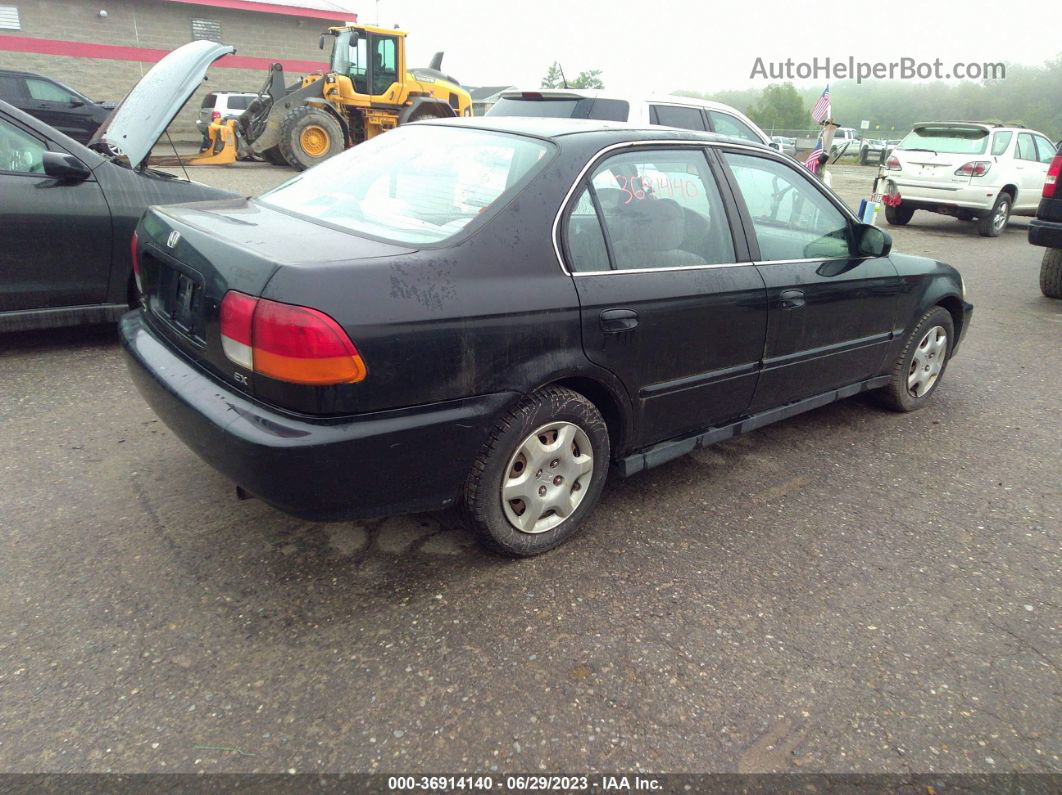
[0,162,1058,775]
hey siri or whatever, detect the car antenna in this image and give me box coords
[558,64,569,89]
[164,129,191,181]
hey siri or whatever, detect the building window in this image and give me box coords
[191,18,222,42]
[0,5,21,30]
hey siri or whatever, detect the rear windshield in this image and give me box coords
[899,126,989,155]
[488,96,630,122]
[200,93,217,108]
[259,125,554,245]
[226,95,252,110]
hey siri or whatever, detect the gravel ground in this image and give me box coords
[0,161,1058,775]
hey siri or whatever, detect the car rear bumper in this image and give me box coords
[120,311,515,521]
[890,179,997,212]
[1029,218,1062,248]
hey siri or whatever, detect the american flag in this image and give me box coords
[811,85,831,123]
[804,134,824,174]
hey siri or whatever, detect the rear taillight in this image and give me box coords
[955,161,992,178]
[885,155,901,170]
[219,291,366,385]
[1044,154,1061,199]
[211,111,221,122]
[130,230,142,294]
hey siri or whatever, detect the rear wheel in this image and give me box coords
[876,306,955,412]
[278,106,345,171]
[1040,248,1062,299]
[885,204,914,226]
[463,387,610,557]
[977,192,1011,237]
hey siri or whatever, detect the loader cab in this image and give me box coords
[329,27,403,99]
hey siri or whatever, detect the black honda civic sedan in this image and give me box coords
[121,117,973,556]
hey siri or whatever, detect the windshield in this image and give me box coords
[259,125,554,245]
[899,126,989,155]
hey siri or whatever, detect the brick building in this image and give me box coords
[0,0,357,140]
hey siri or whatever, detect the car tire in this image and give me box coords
[876,306,955,412]
[278,106,345,171]
[462,387,610,557]
[1041,248,1062,299]
[977,192,1011,237]
[885,204,915,225]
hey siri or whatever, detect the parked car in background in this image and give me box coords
[486,89,780,150]
[828,127,860,159]
[196,91,259,141]
[0,68,115,145]
[122,116,972,557]
[0,48,234,332]
[771,135,796,156]
[883,122,1056,237]
[859,138,892,164]
[1028,141,1062,298]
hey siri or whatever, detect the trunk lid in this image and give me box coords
[89,40,235,169]
[136,199,414,408]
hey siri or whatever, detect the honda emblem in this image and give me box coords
[166,231,181,248]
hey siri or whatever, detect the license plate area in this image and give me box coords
[150,257,206,344]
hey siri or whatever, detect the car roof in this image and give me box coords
[419,115,774,150]
[497,88,745,113]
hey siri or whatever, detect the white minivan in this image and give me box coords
[485,89,780,151]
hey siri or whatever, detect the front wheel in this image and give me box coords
[876,307,955,412]
[1041,248,1062,299]
[885,204,915,225]
[977,192,1011,237]
[462,387,610,557]
[278,106,345,171]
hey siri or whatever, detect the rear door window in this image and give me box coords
[650,104,707,131]
[0,116,46,174]
[707,111,762,143]
[1016,133,1038,161]
[0,74,25,100]
[584,148,736,269]
[564,185,610,273]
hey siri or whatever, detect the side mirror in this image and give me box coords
[855,223,891,257]
[768,140,781,151]
[42,151,91,182]
[69,98,85,108]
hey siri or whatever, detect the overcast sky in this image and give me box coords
[356,0,1060,94]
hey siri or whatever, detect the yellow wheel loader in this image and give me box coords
[238,24,472,170]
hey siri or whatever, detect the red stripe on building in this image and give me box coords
[0,36,328,73]
[161,0,354,23]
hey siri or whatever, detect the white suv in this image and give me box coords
[196,91,259,139]
[883,122,1057,237]
[485,90,778,150]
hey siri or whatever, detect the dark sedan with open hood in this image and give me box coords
[0,41,235,332]
[121,117,972,556]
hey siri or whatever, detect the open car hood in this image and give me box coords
[89,40,235,169]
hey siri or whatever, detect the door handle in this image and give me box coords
[599,308,639,332]
[780,289,805,309]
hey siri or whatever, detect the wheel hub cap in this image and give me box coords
[300,125,330,157]
[907,325,947,398]
[501,422,594,534]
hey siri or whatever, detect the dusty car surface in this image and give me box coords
[121,117,973,556]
